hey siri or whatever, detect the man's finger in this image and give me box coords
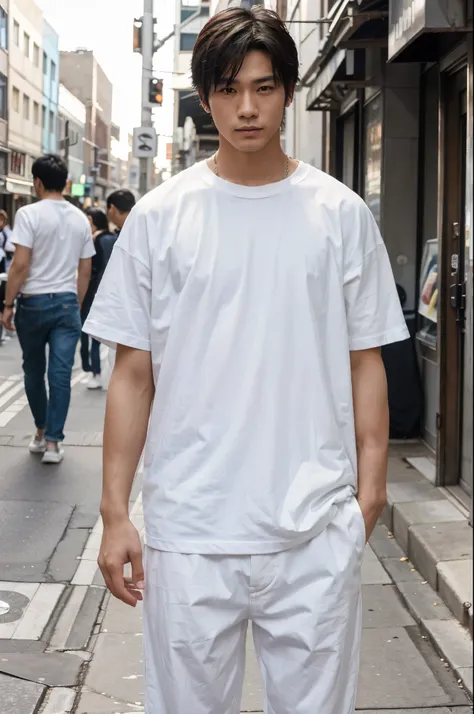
[109,563,138,606]
[130,548,145,591]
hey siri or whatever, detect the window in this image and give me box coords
[10,150,26,177]
[51,61,56,82]
[12,86,20,112]
[33,43,40,67]
[23,94,30,120]
[0,8,7,50]
[13,19,19,46]
[179,32,198,51]
[24,31,30,58]
[43,52,48,75]
[49,110,55,134]
[0,73,7,120]
[33,101,40,125]
[42,105,47,129]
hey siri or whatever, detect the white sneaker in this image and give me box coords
[86,374,102,390]
[42,446,64,464]
[29,436,46,454]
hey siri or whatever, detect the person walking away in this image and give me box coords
[2,154,94,464]
[80,207,117,390]
[106,189,135,235]
[84,8,409,714]
[0,211,12,345]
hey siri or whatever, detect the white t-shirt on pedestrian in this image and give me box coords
[85,160,409,555]
[12,199,95,295]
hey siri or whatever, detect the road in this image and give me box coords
[0,335,472,713]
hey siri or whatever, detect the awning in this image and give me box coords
[306,49,366,111]
[6,178,33,196]
[388,0,466,62]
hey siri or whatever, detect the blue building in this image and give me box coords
[42,19,59,154]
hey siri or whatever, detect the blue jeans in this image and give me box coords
[80,333,101,374]
[15,293,81,442]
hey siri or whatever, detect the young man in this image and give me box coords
[2,154,94,464]
[84,7,408,713]
[106,189,136,234]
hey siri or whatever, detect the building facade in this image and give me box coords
[285,0,473,512]
[58,82,86,198]
[172,0,217,174]
[7,0,43,215]
[59,50,113,203]
[0,1,9,209]
[42,18,59,154]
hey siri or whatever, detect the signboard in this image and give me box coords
[133,127,158,159]
[388,0,465,61]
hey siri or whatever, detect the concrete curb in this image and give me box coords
[376,453,473,698]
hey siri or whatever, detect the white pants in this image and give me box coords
[143,497,365,714]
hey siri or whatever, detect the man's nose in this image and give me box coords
[238,91,258,118]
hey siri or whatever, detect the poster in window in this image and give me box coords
[363,94,382,226]
[418,239,438,323]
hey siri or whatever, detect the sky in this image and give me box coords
[37,0,176,164]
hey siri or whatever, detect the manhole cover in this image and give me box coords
[0,591,30,624]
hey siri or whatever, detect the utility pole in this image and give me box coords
[139,0,154,196]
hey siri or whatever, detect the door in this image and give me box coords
[439,66,468,487]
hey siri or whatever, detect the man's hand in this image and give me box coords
[358,495,385,543]
[98,519,145,607]
[1,306,14,332]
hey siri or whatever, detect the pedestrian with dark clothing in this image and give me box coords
[80,207,117,389]
[1,154,94,464]
[106,189,135,234]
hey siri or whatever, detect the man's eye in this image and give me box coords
[258,85,274,93]
[219,87,235,94]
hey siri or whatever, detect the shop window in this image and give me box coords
[12,86,20,112]
[0,8,7,50]
[13,20,19,46]
[363,93,382,226]
[0,151,8,177]
[24,31,30,58]
[0,74,6,120]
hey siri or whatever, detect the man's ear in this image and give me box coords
[285,84,296,108]
[198,92,211,114]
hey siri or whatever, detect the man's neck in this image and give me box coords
[214,135,289,186]
[41,191,64,201]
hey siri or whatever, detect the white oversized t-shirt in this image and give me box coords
[12,199,95,294]
[85,161,409,554]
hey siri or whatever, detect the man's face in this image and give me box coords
[205,50,292,154]
[107,204,120,228]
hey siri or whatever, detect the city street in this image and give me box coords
[0,335,472,714]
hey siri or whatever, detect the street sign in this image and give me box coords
[133,127,158,159]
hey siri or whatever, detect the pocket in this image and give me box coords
[352,496,367,547]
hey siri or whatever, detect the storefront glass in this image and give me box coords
[363,93,382,226]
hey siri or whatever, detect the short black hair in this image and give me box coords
[191,6,299,105]
[107,189,136,214]
[32,154,68,192]
[85,207,109,232]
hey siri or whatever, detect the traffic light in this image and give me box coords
[149,78,163,106]
[133,18,143,53]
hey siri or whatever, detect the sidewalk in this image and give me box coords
[70,454,473,714]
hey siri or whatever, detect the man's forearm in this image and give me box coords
[351,348,389,516]
[100,347,154,524]
[77,271,91,306]
[5,265,28,305]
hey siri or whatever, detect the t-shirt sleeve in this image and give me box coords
[83,208,151,352]
[343,198,409,351]
[81,220,96,259]
[11,209,34,249]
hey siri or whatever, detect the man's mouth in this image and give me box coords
[235,127,262,133]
